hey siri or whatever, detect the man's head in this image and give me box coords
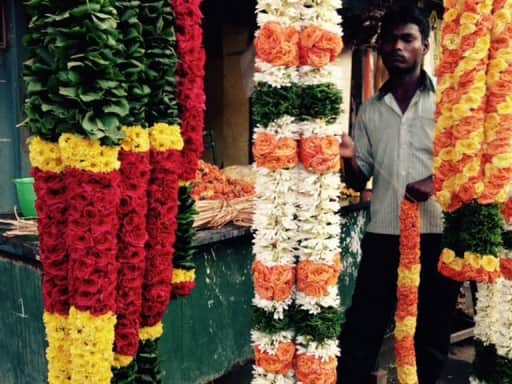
[378,5,430,76]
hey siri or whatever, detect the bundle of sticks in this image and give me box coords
[194,196,254,229]
[0,213,38,237]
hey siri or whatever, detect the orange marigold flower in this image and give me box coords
[253,132,298,171]
[296,354,337,384]
[299,26,343,68]
[300,136,340,173]
[395,336,417,366]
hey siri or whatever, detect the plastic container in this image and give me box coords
[13,177,37,218]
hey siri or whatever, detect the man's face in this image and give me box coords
[379,23,427,75]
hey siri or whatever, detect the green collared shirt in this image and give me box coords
[354,71,443,235]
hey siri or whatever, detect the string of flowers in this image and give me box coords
[295,2,344,383]
[170,0,207,298]
[111,1,151,376]
[434,0,504,283]
[24,1,129,383]
[135,1,183,382]
[395,201,421,384]
[251,2,301,383]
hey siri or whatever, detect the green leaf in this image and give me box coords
[104,99,129,116]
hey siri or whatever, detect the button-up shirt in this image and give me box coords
[354,72,443,235]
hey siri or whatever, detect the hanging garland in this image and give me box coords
[395,201,421,384]
[25,1,128,383]
[434,0,506,283]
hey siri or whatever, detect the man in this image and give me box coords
[338,5,461,384]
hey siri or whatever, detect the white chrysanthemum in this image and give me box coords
[493,278,512,359]
[474,282,497,345]
[253,295,295,319]
[300,64,344,90]
[252,330,295,355]
[296,285,340,314]
[297,119,344,137]
[254,115,301,138]
[296,336,340,361]
[253,243,297,266]
[300,7,343,35]
[255,62,300,88]
[252,366,295,384]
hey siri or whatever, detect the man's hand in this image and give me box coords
[340,133,356,159]
[405,176,434,202]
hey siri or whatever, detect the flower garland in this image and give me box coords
[395,201,421,384]
[251,3,301,383]
[294,1,344,383]
[434,0,508,283]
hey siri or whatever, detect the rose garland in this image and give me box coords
[294,1,344,383]
[170,0,206,298]
[251,3,300,383]
[434,0,506,283]
[111,1,151,375]
[25,1,128,383]
[395,201,421,384]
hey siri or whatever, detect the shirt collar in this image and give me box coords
[376,70,435,100]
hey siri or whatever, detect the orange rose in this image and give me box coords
[255,343,295,374]
[253,261,295,301]
[300,25,323,48]
[297,256,342,297]
[255,23,299,67]
[254,133,298,171]
[300,47,331,68]
[316,31,344,59]
[296,354,337,384]
[299,27,342,67]
[300,136,340,173]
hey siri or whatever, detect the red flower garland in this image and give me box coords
[65,168,121,315]
[33,168,69,316]
[172,0,206,182]
[141,149,181,327]
[114,150,151,357]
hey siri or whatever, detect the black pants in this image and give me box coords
[338,233,461,384]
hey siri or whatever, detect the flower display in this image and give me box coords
[395,200,421,384]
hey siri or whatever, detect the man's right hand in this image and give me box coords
[340,133,356,159]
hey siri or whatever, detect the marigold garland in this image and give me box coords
[395,200,421,384]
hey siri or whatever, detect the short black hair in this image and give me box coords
[379,5,430,42]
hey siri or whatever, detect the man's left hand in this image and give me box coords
[405,176,433,202]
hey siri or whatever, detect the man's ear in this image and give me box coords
[423,38,430,55]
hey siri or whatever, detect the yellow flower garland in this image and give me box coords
[29,137,65,173]
[68,307,116,384]
[139,322,164,341]
[120,126,150,152]
[59,134,120,173]
[171,268,196,284]
[43,312,72,384]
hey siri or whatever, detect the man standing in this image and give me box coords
[339,5,461,384]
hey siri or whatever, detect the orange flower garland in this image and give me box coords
[299,25,343,68]
[396,200,421,384]
[253,132,299,171]
[254,342,296,375]
[297,255,342,298]
[295,354,337,384]
[253,261,295,302]
[299,136,340,173]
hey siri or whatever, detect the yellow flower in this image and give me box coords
[493,10,512,34]
[492,153,512,168]
[460,23,476,36]
[29,137,64,173]
[443,34,460,50]
[444,8,458,22]
[435,191,452,209]
[59,133,120,173]
[464,158,481,177]
[172,268,196,284]
[443,176,458,194]
[398,366,419,384]
[398,266,421,286]
[121,126,150,153]
[139,322,164,341]
[451,104,471,121]
[439,147,459,161]
[496,188,508,203]
[497,48,512,63]
[395,317,417,338]
[68,307,116,384]
[497,97,512,115]
[463,252,481,269]
[475,182,484,196]
[149,123,184,152]
[44,312,71,384]
[441,248,456,264]
[477,0,493,14]
[460,12,479,25]
[451,257,464,271]
[481,255,499,272]
[113,354,133,369]
[455,136,481,155]
[460,94,481,109]
[454,173,468,189]
[179,180,192,187]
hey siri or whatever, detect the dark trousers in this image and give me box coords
[338,233,461,384]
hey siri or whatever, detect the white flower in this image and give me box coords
[252,366,295,384]
[252,330,295,355]
[296,285,341,314]
[253,294,295,319]
[255,61,300,88]
[297,119,344,137]
[254,115,301,138]
[296,336,340,361]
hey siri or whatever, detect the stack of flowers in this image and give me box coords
[135,1,184,382]
[434,0,504,282]
[294,1,344,383]
[251,2,301,383]
[395,201,421,384]
[25,1,128,383]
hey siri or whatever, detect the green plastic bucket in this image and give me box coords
[13,177,37,218]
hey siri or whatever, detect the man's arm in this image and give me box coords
[405,175,433,202]
[340,133,369,192]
